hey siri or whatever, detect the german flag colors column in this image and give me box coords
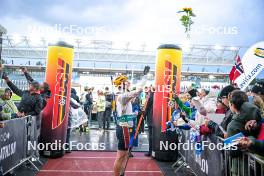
[41,41,74,157]
[152,44,182,161]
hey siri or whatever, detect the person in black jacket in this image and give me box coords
[71,88,80,103]
[227,90,262,137]
[2,76,43,130]
[104,87,113,130]
[20,67,51,109]
[208,85,236,138]
[84,88,93,122]
[144,87,154,157]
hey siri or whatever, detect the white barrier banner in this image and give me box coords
[235,41,264,90]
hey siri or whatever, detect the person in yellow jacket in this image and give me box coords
[0,88,18,120]
[96,89,106,132]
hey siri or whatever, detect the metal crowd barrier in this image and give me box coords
[172,130,196,175]
[223,149,264,176]
[0,115,42,175]
[172,130,264,176]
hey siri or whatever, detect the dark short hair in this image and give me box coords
[30,81,40,90]
[229,90,248,111]
[105,87,109,91]
[219,85,236,98]
[5,88,12,93]
[4,88,12,97]
[71,88,77,94]
[188,89,198,98]
[43,82,50,92]
[251,82,264,95]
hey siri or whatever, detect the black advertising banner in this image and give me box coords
[0,118,26,173]
[182,131,225,176]
[26,116,38,157]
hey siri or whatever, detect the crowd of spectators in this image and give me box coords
[166,82,264,175]
[0,62,263,175]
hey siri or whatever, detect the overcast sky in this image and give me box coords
[0,0,263,50]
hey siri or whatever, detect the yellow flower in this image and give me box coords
[183,7,192,12]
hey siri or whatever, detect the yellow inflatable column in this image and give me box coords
[152,44,182,161]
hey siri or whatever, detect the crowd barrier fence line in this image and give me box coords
[172,130,264,176]
[1,116,264,175]
[0,116,42,175]
[223,149,264,176]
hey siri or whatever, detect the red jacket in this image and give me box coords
[257,123,264,140]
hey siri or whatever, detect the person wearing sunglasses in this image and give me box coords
[212,85,236,138]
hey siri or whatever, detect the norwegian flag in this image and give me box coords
[229,55,244,83]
